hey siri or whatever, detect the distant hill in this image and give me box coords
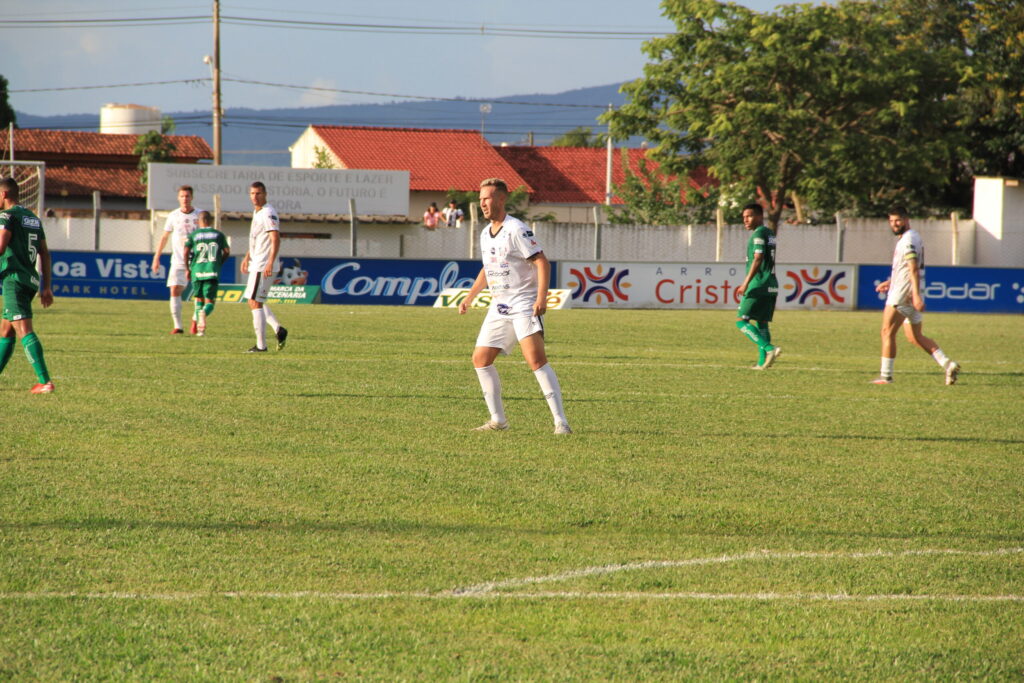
[16,83,630,167]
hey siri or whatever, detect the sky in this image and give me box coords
[4,0,806,119]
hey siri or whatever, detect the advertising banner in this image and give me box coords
[147,163,410,216]
[271,257,555,306]
[560,262,856,311]
[50,251,237,301]
[432,288,572,309]
[858,265,1024,314]
[206,284,321,305]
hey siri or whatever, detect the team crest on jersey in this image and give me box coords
[523,231,533,237]
[496,303,512,315]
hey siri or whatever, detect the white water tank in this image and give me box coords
[100,103,162,135]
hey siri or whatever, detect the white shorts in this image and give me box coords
[889,302,923,325]
[166,266,187,288]
[244,269,273,303]
[475,309,544,355]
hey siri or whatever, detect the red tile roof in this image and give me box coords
[0,128,212,161]
[46,166,147,199]
[310,125,531,194]
[494,146,713,205]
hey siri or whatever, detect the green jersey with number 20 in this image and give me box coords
[0,205,46,291]
[184,228,229,281]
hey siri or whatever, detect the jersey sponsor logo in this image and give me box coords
[23,216,41,227]
[782,267,848,306]
[568,264,631,303]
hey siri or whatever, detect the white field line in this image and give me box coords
[450,547,1024,595]
[3,547,1022,602]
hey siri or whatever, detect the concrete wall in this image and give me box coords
[53,214,984,267]
[974,177,1024,268]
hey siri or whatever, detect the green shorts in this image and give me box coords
[1,279,36,321]
[737,294,776,322]
[192,279,220,302]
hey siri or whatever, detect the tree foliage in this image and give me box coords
[607,151,700,224]
[134,116,177,186]
[312,145,335,169]
[607,0,964,225]
[550,126,606,148]
[0,75,16,130]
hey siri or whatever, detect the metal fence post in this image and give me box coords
[715,208,723,262]
[349,198,357,257]
[835,211,844,263]
[593,205,602,261]
[950,212,959,265]
[92,191,101,251]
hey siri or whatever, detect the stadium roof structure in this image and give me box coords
[0,128,212,200]
[494,145,714,205]
[305,125,532,194]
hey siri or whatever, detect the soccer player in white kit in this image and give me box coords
[151,185,201,334]
[872,206,960,385]
[241,181,288,353]
[458,178,571,434]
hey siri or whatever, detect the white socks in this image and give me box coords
[534,363,568,425]
[475,365,506,424]
[170,296,182,329]
[880,357,895,378]
[252,307,267,349]
[931,348,950,368]
[263,304,281,333]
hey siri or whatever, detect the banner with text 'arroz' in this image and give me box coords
[561,262,856,310]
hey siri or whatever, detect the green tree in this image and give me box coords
[0,75,16,129]
[312,145,335,169]
[551,126,606,148]
[134,116,177,186]
[607,0,962,226]
[606,150,703,224]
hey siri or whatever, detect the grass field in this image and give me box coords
[1,298,1022,680]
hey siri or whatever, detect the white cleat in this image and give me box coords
[945,361,961,385]
[553,422,573,435]
[472,420,509,432]
[762,346,782,368]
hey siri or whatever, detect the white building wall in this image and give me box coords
[974,177,1024,268]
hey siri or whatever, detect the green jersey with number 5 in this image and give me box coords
[0,205,46,291]
[185,228,229,281]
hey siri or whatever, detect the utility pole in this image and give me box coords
[212,0,222,165]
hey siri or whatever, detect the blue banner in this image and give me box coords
[51,251,237,300]
[858,265,1024,314]
[272,257,557,306]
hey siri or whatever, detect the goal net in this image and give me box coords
[2,161,45,217]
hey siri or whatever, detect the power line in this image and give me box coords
[4,14,659,39]
[11,79,207,93]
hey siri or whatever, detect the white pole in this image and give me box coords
[715,208,724,262]
[349,198,357,257]
[605,104,613,206]
[835,211,844,263]
[950,212,959,266]
[7,122,13,177]
[469,202,478,258]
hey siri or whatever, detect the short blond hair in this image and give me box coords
[480,178,509,195]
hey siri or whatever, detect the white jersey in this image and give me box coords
[886,228,925,306]
[163,208,201,267]
[249,203,281,272]
[479,214,544,317]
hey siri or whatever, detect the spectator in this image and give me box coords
[443,199,465,228]
[423,202,443,230]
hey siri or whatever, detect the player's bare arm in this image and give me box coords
[908,258,925,311]
[0,226,11,252]
[240,251,251,274]
[151,231,170,273]
[459,268,488,314]
[737,251,764,297]
[264,231,281,278]
[183,246,193,282]
[876,279,891,293]
[529,252,550,317]
[38,238,53,308]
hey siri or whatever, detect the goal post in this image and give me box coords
[2,160,45,217]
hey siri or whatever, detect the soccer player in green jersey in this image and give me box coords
[183,211,230,337]
[735,203,781,369]
[0,177,54,393]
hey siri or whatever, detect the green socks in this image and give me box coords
[203,302,215,316]
[0,336,14,374]
[21,332,51,384]
[757,322,771,365]
[736,320,773,352]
